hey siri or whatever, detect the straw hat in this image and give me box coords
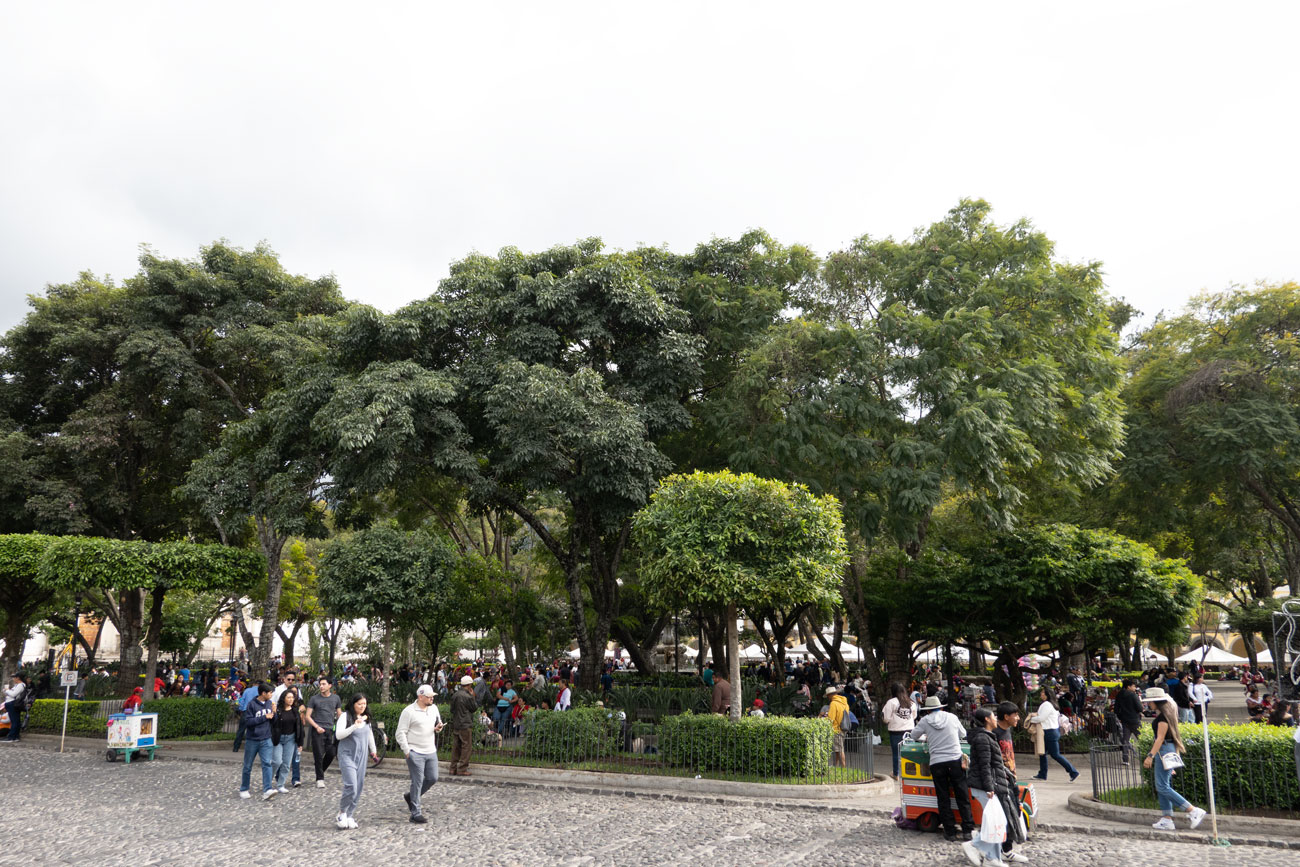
[1142,687,1171,703]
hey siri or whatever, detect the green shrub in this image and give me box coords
[25,699,104,735]
[523,708,621,762]
[657,712,834,778]
[1136,722,1299,811]
[139,698,233,739]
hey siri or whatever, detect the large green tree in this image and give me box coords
[633,470,848,720]
[0,534,61,680]
[718,201,1126,682]
[310,236,811,688]
[317,525,459,702]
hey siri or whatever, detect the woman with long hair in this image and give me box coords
[1030,686,1079,782]
[1143,687,1206,831]
[270,689,304,793]
[881,681,916,780]
[334,693,379,829]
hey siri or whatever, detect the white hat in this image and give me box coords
[1142,687,1170,703]
[459,675,474,686]
[824,686,838,696]
[416,684,435,697]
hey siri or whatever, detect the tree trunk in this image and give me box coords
[116,587,146,695]
[326,619,341,678]
[1244,632,1259,671]
[380,619,393,704]
[611,621,658,675]
[142,586,167,700]
[727,602,741,722]
[1,608,27,682]
[276,618,305,669]
[704,613,729,674]
[840,563,886,694]
[248,519,289,682]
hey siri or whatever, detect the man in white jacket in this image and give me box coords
[396,684,444,824]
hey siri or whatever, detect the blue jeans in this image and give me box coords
[1038,728,1078,779]
[495,705,511,733]
[241,737,273,793]
[971,791,1003,861]
[272,741,296,788]
[3,701,21,739]
[1153,743,1191,815]
[889,732,906,777]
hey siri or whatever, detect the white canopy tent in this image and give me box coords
[1255,649,1274,664]
[1175,646,1249,666]
[782,642,865,662]
[738,643,768,661]
[916,646,971,664]
[1140,648,1169,663]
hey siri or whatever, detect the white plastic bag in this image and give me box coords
[979,793,1008,844]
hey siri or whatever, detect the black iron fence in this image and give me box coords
[426,714,875,785]
[1089,741,1300,819]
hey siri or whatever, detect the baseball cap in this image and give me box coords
[416,684,435,697]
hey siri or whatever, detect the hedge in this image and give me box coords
[657,712,834,779]
[139,698,232,739]
[1137,722,1300,811]
[523,708,621,762]
[26,699,104,736]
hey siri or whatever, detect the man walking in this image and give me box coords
[396,684,444,824]
[239,682,277,801]
[911,695,973,842]
[1115,678,1143,766]
[449,675,477,776]
[306,675,341,788]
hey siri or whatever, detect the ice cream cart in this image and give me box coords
[106,712,159,763]
[899,738,1036,833]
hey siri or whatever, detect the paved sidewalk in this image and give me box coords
[22,734,1296,849]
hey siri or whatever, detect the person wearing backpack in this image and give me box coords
[824,687,850,768]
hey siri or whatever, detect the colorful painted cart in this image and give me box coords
[106,712,159,763]
[899,738,1037,833]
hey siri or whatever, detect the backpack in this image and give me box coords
[22,683,37,712]
[840,709,856,732]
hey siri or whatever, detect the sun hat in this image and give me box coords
[1142,687,1171,703]
[825,686,838,696]
[918,695,944,712]
[459,675,474,686]
[416,684,435,697]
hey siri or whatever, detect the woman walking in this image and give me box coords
[334,694,379,829]
[964,708,1027,867]
[270,689,304,793]
[1143,686,1207,831]
[1030,686,1079,782]
[880,682,916,779]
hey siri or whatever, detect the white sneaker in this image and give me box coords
[316,780,326,789]
[345,816,358,829]
[961,841,982,867]
[336,813,348,829]
[1152,816,1175,831]
[1188,807,1206,829]
[1005,853,1029,864]
[986,860,1009,867]
[277,786,290,794]
[262,789,276,801]
[239,790,251,800]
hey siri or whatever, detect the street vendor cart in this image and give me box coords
[106,712,159,763]
[899,737,1037,833]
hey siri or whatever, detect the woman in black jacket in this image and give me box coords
[270,690,305,794]
[965,708,1026,866]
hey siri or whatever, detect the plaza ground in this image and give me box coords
[1,742,1295,867]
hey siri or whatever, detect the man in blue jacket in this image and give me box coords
[239,682,277,801]
[232,680,260,752]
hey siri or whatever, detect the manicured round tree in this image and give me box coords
[633,470,848,720]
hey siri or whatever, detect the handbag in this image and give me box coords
[1159,751,1184,771]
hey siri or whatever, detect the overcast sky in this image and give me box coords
[2,2,1297,334]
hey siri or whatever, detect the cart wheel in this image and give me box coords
[106,749,116,762]
[915,812,939,833]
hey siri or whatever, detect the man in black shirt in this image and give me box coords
[1114,678,1143,766]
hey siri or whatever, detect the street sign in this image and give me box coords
[60,670,78,687]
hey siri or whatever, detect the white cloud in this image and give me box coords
[1,1,1296,331]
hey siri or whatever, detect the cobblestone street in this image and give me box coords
[0,745,1292,867]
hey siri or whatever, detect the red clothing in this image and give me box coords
[123,695,142,712]
[154,678,165,693]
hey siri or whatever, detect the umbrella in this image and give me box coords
[1174,646,1248,665]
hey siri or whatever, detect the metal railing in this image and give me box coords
[1089,741,1300,819]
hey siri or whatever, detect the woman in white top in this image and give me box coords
[880,682,916,779]
[1030,686,1079,781]
[334,694,379,829]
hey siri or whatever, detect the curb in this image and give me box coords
[1066,792,1300,848]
